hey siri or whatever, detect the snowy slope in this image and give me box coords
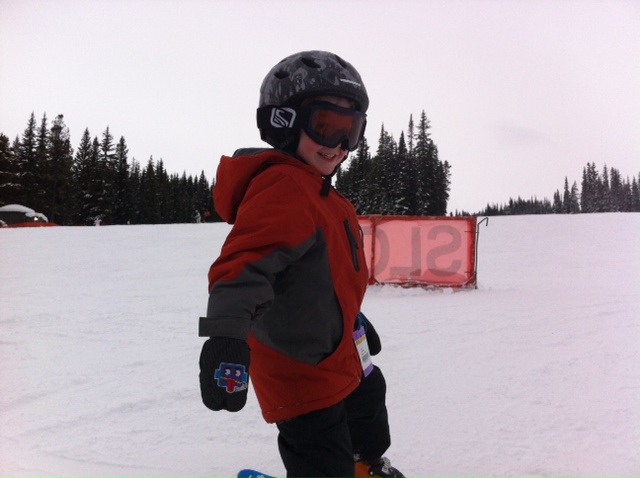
[1,214,639,477]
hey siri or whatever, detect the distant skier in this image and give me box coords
[198,50,404,477]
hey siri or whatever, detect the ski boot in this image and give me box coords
[355,456,405,477]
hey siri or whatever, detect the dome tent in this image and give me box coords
[0,204,51,227]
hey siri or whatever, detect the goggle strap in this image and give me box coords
[257,106,308,131]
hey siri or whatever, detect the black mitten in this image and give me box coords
[199,337,250,412]
[358,312,382,356]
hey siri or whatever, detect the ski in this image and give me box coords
[237,468,275,478]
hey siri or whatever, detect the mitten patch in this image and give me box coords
[214,362,249,393]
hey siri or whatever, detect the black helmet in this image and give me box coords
[259,50,369,111]
[257,50,369,150]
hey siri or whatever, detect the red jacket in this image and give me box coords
[204,148,369,423]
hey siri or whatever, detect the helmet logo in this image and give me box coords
[270,107,297,128]
[339,78,361,87]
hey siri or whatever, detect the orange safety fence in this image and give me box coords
[358,216,480,288]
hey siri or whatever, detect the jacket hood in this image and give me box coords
[214,148,323,224]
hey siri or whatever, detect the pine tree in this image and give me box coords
[413,111,434,215]
[609,167,623,212]
[47,115,74,224]
[97,127,117,223]
[581,163,599,213]
[342,137,372,214]
[88,137,103,222]
[394,132,414,215]
[402,115,420,215]
[206,181,221,222]
[185,174,196,221]
[33,113,51,214]
[553,189,562,213]
[334,164,350,203]
[128,158,142,223]
[580,165,590,212]
[71,128,95,224]
[431,147,450,216]
[194,171,211,221]
[599,164,610,212]
[155,159,170,222]
[139,157,160,224]
[631,176,640,212]
[569,181,580,213]
[16,113,38,207]
[406,114,415,157]
[170,172,189,222]
[75,134,104,224]
[112,136,131,224]
[370,124,396,214]
[562,177,571,213]
[0,133,18,205]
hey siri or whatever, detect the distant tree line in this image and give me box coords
[1,110,453,225]
[476,162,640,216]
[0,112,214,225]
[336,111,451,216]
[8,111,631,224]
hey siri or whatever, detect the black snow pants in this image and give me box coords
[276,365,391,477]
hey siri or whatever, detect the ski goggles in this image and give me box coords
[301,103,367,151]
[258,103,367,151]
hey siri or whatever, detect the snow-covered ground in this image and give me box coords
[1,213,638,477]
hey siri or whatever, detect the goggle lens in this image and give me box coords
[305,105,366,151]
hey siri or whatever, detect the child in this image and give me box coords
[199,50,404,478]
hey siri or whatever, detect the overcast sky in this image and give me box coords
[1,0,639,213]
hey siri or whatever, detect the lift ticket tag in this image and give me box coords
[353,326,374,377]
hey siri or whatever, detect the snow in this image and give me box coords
[0,204,35,214]
[1,213,639,477]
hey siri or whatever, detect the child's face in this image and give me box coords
[296,96,353,176]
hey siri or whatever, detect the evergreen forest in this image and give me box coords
[336,111,451,216]
[1,111,638,225]
[476,162,640,216]
[0,113,214,225]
